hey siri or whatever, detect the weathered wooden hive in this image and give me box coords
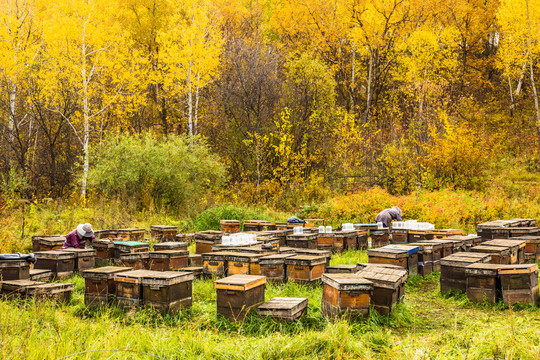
[194,230,224,254]
[356,264,408,314]
[470,245,513,265]
[512,236,540,262]
[189,253,202,267]
[243,220,276,232]
[408,242,438,276]
[317,233,335,252]
[286,233,318,249]
[440,252,492,293]
[34,250,76,280]
[391,229,409,244]
[92,239,115,266]
[141,271,194,315]
[370,230,390,248]
[149,250,189,271]
[431,229,464,239]
[367,248,409,271]
[0,280,46,299]
[214,274,266,321]
[29,269,53,282]
[509,227,540,238]
[27,283,75,302]
[81,266,132,306]
[202,251,234,277]
[465,263,503,303]
[115,228,146,241]
[259,253,296,282]
[257,297,308,322]
[0,258,30,281]
[179,266,203,279]
[114,269,160,310]
[321,273,373,319]
[219,220,241,234]
[118,253,150,270]
[113,241,150,259]
[153,242,188,251]
[32,235,66,252]
[333,230,358,251]
[150,225,178,242]
[499,263,539,306]
[356,230,369,250]
[290,248,332,270]
[482,239,526,264]
[325,264,360,274]
[381,245,419,276]
[226,252,263,276]
[61,248,96,271]
[284,255,326,284]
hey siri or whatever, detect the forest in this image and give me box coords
[1,0,540,217]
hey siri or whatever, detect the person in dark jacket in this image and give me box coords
[375,206,402,228]
[62,223,95,249]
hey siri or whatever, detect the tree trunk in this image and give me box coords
[9,83,16,145]
[526,0,540,138]
[81,25,89,201]
[364,49,373,123]
[195,72,200,136]
[187,63,193,138]
[350,46,356,112]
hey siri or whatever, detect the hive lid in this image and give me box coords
[149,250,189,257]
[113,241,149,247]
[119,252,150,259]
[333,230,358,236]
[292,249,332,258]
[140,271,194,286]
[61,248,96,256]
[117,228,146,232]
[220,220,241,224]
[1,279,46,289]
[214,274,266,290]
[286,233,318,240]
[34,250,76,259]
[150,225,178,230]
[326,264,359,272]
[81,266,132,278]
[321,273,373,290]
[440,252,491,266]
[445,235,481,241]
[201,251,238,260]
[259,253,296,263]
[284,255,327,265]
[355,269,406,289]
[498,263,538,275]
[465,263,505,276]
[407,242,436,251]
[29,269,53,276]
[367,248,408,258]
[36,236,66,245]
[257,297,308,313]
[226,252,264,261]
[382,245,420,254]
[115,269,161,281]
[27,282,75,294]
[153,242,188,249]
[471,245,511,253]
[482,239,526,249]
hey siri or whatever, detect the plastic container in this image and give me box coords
[319,226,325,233]
[326,226,332,233]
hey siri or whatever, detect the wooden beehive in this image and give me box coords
[189,253,202,267]
[407,230,434,242]
[229,245,276,256]
[381,245,419,276]
[31,235,66,252]
[482,239,526,264]
[141,271,194,315]
[257,297,308,322]
[116,228,146,241]
[153,242,188,251]
[29,269,53,282]
[440,252,492,293]
[443,235,481,251]
[114,269,160,309]
[194,230,223,254]
[425,238,463,256]
[476,221,514,240]
[334,230,358,251]
[119,253,149,270]
[370,230,390,248]
[356,264,408,314]
[226,253,263,276]
[220,220,241,234]
[510,227,540,238]
[285,255,326,284]
[265,229,291,247]
[179,267,203,279]
[0,280,46,299]
[92,239,115,264]
[61,248,96,271]
[499,264,539,306]
[214,274,266,322]
[149,250,189,271]
[357,230,368,250]
[202,251,233,277]
[391,229,409,244]
[27,283,75,302]
[431,229,464,239]
[259,253,296,282]
[317,233,335,251]
[34,251,76,280]
[367,248,409,270]
[286,233,318,249]
[470,245,513,265]
[408,242,437,276]
[0,259,30,281]
[113,241,150,258]
[81,266,132,306]
[243,220,276,232]
[150,225,178,243]
[465,263,503,303]
[326,264,360,273]
[512,236,540,262]
[292,248,332,269]
[509,218,537,227]
[321,273,373,319]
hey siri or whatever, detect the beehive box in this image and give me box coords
[61,248,96,271]
[226,253,263,275]
[94,229,117,239]
[150,225,178,242]
[431,229,464,239]
[292,248,332,269]
[465,263,503,303]
[214,274,266,321]
[370,230,390,248]
[257,297,308,322]
[470,245,512,264]
[408,230,434,242]
[482,239,526,264]
[444,235,481,251]
[334,231,358,251]
[34,251,76,280]
[27,283,75,302]
[92,239,115,264]
[321,273,373,319]
[113,241,150,258]
[194,230,224,254]
[0,259,30,281]
[356,265,408,314]
[81,266,132,306]
[0,280,45,299]
[116,228,146,241]
[381,245,419,276]
[355,224,380,231]
[440,252,492,293]
[142,271,194,315]
[510,227,540,238]
[285,255,326,284]
[326,264,360,274]
[425,239,463,256]
[153,242,188,251]
[179,267,203,279]
[259,254,296,282]
[476,221,514,240]
[408,242,438,276]
[220,220,241,234]
[357,230,368,250]
[391,229,409,244]
[114,269,160,310]
[266,229,291,247]
[317,233,335,251]
[286,233,318,249]
[148,250,189,271]
[119,253,150,270]
[31,235,66,252]
[211,242,262,252]
[243,220,276,232]
[29,269,53,282]
[202,251,233,277]
[499,264,539,306]
[189,253,202,267]
[367,248,409,270]
[512,236,540,262]
[509,218,537,227]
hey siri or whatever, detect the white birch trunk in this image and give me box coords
[9,83,16,145]
[187,63,193,137]
[81,23,90,200]
[526,0,540,136]
[195,72,200,136]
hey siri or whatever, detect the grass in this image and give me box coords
[3,251,540,359]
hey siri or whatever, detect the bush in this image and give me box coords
[193,205,274,231]
[88,133,226,214]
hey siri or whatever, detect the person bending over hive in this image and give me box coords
[63,223,95,249]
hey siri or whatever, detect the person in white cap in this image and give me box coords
[62,223,95,249]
